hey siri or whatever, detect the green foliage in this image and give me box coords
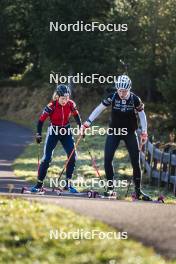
[0,0,32,77]
[1,0,176,111]
[158,48,176,124]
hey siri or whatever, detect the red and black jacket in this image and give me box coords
[37,99,82,135]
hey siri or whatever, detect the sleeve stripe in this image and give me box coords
[136,103,144,112]
[43,106,52,114]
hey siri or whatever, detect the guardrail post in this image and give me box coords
[174,167,176,196]
[158,151,164,191]
[149,145,155,185]
[167,150,172,191]
[144,140,148,169]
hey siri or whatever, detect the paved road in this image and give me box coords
[0,120,33,190]
[0,120,176,260]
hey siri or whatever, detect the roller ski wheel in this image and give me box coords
[157,195,165,203]
[52,187,63,193]
[106,190,117,199]
[55,188,67,196]
[87,190,99,198]
[56,190,62,196]
[55,186,79,195]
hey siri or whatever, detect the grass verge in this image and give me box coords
[0,196,175,264]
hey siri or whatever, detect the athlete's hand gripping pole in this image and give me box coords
[139,131,148,151]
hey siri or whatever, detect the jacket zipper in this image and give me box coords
[61,106,64,126]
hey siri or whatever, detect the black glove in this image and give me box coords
[36,133,42,144]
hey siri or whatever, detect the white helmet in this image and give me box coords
[115,75,132,89]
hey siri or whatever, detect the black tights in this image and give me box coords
[104,132,141,190]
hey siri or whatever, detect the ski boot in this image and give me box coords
[63,180,78,193]
[30,180,45,194]
[30,186,45,194]
[132,189,152,201]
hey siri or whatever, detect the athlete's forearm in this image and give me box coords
[87,103,107,124]
[74,113,82,128]
[138,110,147,132]
[37,120,44,135]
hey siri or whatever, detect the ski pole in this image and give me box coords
[54,134,83,188]
[125,138,144,197]
[37,143,41,177]
[125,177,132,197]
[83,138,108,192]
[83,139,101,178]
[126,137,148,198]
[120,59,129,75]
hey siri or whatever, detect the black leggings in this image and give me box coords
[104,132,141,190]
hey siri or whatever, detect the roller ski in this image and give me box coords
[21,186,46,195]
[89,186,118,200]
[55,183,100,198]
[132,189,164,203]
[87,190,117,199]
[55,180,88,197]
[56,188,88,197]
[103,186,117,199]
[56,186,80,196]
